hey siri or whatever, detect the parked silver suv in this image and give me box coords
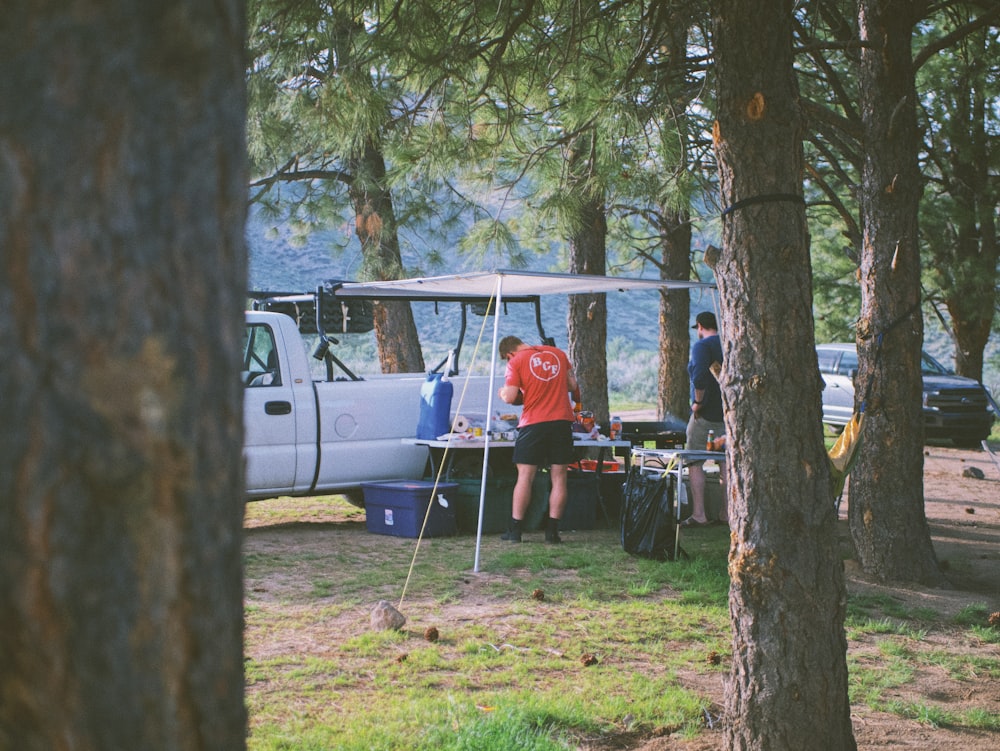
[817,343,996,447]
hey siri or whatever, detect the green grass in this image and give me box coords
[243,495,1000,748]
[953,603,992,627]
[607,399,656,414]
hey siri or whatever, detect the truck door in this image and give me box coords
[243,321,298,496]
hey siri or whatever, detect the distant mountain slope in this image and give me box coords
[246,209,717,354]
[247,211,998,400]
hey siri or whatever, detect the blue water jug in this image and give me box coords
[416,372,453,439]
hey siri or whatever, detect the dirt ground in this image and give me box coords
[244,443,1000,750]
[635,443,1000,751]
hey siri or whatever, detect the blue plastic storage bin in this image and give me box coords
[361,480,458,538]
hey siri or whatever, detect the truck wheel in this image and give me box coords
[342,490,365,508]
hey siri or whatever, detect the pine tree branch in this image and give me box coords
[914,4,1000,71]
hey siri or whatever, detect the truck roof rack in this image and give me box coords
[248,280,555,379]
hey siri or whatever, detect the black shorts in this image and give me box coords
[512,421,574,466]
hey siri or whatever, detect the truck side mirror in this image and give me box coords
[312,338,331,361]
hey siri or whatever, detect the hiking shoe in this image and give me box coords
[544,531,562,544]
[501,529,522,543]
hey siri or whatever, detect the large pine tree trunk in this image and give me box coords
[924,23,998,382]
[654,15,694,423]
[657,206,693,421]
[852,0,943,584]
[567,198,609,428]
[350,140,425,374]
[0,3,247,749]
[566,134,609,427]
[712,1,856,748]
[336,14,423,374]
[941,108,997,381]
[948,297,992,380]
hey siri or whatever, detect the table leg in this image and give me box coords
[674,458,685,560]
[593,447,612,527]
[426,447,457,481]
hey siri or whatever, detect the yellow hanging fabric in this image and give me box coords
[828,411,865,499]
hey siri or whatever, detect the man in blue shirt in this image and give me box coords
[683,311,729,527]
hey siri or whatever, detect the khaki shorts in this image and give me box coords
[686,415,725,458]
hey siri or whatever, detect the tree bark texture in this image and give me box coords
[0,3,247,750]
[653,13,696,423]
[565,134,609,427]
[334,14,422,374]
[852,0,943,584]
[349,139,425,374]
[711,1,856,748]
[935,82,998,381]
[656,206,693,421]
[567,199,610,428]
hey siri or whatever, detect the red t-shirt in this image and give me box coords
[505,345,575,427]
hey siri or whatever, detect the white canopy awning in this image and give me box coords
[331,269,715,299]
[329,270,716,573]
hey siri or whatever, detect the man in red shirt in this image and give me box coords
[497,336,581,543]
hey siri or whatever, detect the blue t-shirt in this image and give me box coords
[688,334,723,422]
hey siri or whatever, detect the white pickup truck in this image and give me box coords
[242,291,510,503]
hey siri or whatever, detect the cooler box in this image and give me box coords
[564,471,598,530]
[526,470,597,531]
[451,476,515,534]
[361,480,458,538]
[598,470,627,522]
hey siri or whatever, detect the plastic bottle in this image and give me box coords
[610,415,622,440]
[706,429,715,451]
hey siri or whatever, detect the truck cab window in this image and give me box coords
[243,324,281,387]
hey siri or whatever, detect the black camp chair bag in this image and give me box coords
[620,466,682,561]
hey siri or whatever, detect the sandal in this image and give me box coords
[681,517,710,528]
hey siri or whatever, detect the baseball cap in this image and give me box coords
[692,311,717,330]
